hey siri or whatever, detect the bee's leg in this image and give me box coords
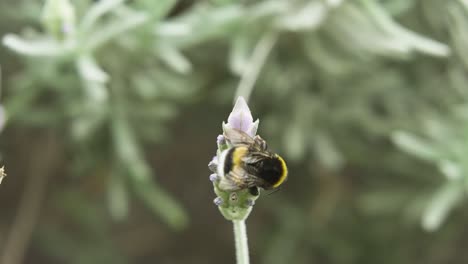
[248,186,259,196]
[253,136,268,150]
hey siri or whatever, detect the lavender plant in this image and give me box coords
[3,0,468,263]
[209,97,266,264]
[2,0,190,229]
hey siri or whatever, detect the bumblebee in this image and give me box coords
[217,128,288,194]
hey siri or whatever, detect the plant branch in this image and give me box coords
[235,30,278,103]
[233,220,250,264]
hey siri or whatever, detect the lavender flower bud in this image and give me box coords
[225,97,259,137]
[210,96,261,221]
[208,156,218,172]
[214,197,224,206]
[209,173,219,182]
[217,135,225,146]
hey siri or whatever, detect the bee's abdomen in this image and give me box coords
[256,157,286,188]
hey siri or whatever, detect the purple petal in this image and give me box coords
[245,119,259,137]
[209,173,218,182]
[214,197,224,206]
[227,96,254,133]
[217,135,225,145]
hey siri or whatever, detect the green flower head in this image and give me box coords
[208,97,260,221]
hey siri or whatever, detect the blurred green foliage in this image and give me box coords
[2,0,468,263]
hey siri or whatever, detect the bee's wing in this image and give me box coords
[223,128,255,147]
[219,166,267,191]
[242,151,270,164]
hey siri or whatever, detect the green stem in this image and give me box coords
[233,220,250,264]
[234,30,278,103]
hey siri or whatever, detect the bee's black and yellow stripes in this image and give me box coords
[221,146,287,190]
[223,146,248,174]
[255,154,287,189]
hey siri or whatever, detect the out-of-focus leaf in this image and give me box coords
[460,0,468,9]
[76,54,109,84]
[129,102,178,120]
[326,0,344,8]
[72,55,109,141]
[303,35,357,76]
[422,181,464,231]
[139,0,177,20]
[112,115,188,229]
[283,122,305,162]
[313,133,345,170]
[108,167,129,221]
[132,176,188,230]
[156,21,192,38]
[41,0,76,39]
[381,0,416,15]
[156,43,192,74]
[131,72,161,99]
[248,1,287,19]
[276,1,327,32]
[70,110,107,141]
[392,131,439,161]
[437,160,463,180]
[363,0,450,57]
[152,70,201,99]
[234,30,278,101]
[85,10,149,51]
[0,105,5,132]
[229,32,252,75]
[55,190,108,236]
[448,2,468,70]
[358,189,413,215]
[79,0,124,34]
[263,203,304,264]
[2,34,70,57]
[155,4,244,47]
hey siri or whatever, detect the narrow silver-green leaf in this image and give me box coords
[2,34,69,57]
[422,181,464,231]
[392,131,439,161]
[80,0,124,33]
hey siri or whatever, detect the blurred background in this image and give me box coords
[1,0,468,263]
